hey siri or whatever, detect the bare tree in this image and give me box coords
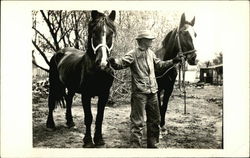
[212,51,223,65]
[205,61,212,68]
[32,10,89,72]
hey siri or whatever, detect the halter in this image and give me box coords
[176,26,196,56]
[91,37,114,55]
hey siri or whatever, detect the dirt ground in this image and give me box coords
[33,84,223,149]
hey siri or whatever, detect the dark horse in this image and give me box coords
[46,10,116,147]
[155,13,197,129]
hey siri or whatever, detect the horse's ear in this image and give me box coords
[191,16,195,26]
[109,10,116,21]
[91,10,103,20]
[179,13,186,28]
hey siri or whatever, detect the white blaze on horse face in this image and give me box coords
[100,25,108,69]
[184,24,197,64]
[186,24,197,49]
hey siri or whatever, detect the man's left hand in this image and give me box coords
[172,56,183,64]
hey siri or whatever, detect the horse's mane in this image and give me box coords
[88,16,116,36]
[161,28,178,60]
[162,30,173,48]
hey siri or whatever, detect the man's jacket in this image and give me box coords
[112,48,173,94]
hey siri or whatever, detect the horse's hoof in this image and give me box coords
[94,134,105,146]
[160,126,168,135]
[83,136,94,148]
[161,126,167,132]
[66,121,75,128]
[160,121,165,128]
[46,126,56,131]
[94,138,105,146]
[46,122,56,130]
[82,142,95,148]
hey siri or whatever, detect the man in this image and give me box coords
[108,30,182,148]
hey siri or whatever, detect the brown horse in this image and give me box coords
[46,10,116,147]
[155,13,197,129]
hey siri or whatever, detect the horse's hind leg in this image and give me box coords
[94,93,109,146]
[46,93,56,129]
[82,95,94,148]
[65,91,75,128]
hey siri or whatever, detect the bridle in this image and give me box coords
[176,26,196,57]
[90,16,115,55]
[91,38,114,55]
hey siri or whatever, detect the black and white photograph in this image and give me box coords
[31,9,223,149]
[1,1,249,157]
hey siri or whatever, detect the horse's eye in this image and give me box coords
[194,32,197,37]
[108,32,113,37]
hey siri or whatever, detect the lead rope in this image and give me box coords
[155,64,177,79]
[182,59,187,114]
[176,26,187,114]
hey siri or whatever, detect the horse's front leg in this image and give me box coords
[82,95,94,148]
[65,91,75,128]
[94,92,109,146]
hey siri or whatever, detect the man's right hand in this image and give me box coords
[172,55,183,64]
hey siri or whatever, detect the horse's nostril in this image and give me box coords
[100,61,108,67]
[195,59,198,65]
[96,60,101,65]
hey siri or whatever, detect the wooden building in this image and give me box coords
[199,64,223,85]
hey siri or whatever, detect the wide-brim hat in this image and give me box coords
[136,30,155,40]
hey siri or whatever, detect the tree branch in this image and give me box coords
[32,61,49,72]
[40,10,60,50]
[55,10,62,35]
[73,11,80,49]
[58,27,73,43]
[32,51,49,72]
[32,27,57,52]
[40,10,53,33]
[32,40,50,66]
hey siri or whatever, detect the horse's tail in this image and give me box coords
[48,53,66,108]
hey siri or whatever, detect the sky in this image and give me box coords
[192,8,223,62]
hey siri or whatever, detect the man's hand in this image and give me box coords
[172,55,183,64]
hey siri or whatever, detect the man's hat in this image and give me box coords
[136,30,155,40]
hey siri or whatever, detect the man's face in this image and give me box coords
[140,38,153,48]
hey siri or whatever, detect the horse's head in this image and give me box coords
[177,13,197,65]
[88,10,116,70]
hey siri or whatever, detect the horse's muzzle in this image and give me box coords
[99,61,108,70]
[187,53,197,65]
